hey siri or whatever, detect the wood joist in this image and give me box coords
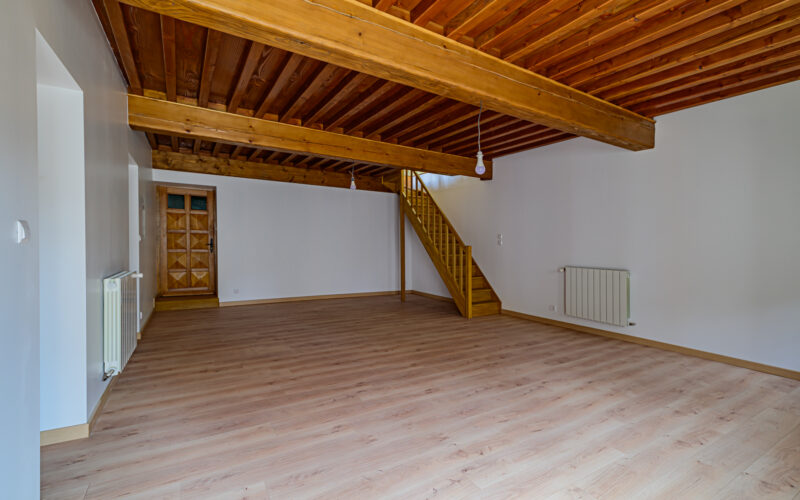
[93,0,800,175]
[130,95,491,178]
[152,150,394,192]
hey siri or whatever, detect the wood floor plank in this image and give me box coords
[41,295,800,498]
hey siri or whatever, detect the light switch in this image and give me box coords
[15,220,30,244]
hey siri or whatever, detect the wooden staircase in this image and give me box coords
[399,170,501,318]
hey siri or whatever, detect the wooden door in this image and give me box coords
[157,186,217,297]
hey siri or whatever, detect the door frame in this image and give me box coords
[156,183,218,297]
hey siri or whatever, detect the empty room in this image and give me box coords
[2,0,800,498]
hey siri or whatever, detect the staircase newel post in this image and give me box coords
[466,246,472,319]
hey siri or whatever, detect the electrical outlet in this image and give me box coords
[233,288,239,294]
[548,305,556,312]
[139,311,143,319]
[497,233,503,246]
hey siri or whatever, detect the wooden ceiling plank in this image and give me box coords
[102,0,143,94]
[492,132,576,156]
[444,0,493,40]
[552,0,787,85]
[588,7,800,98]
[633,59,800,115]
[117,0,654,150]
[426,0,475,29]
[253,53,306,118]
[271,60,327,120]
[399,106,482,145]
[441,119,543,153]
[153,151,391,192]
[324,80,401,131]
[198,28,222,107]
[636,68,800,116]
[392,102,474,143]
[503,0,636,63]
[365,96,449,139]
[346,89,428,135]
[605,26,800,104]
[410,0,443,26]
[481,130,569,156]
[472,0,552,50]
[129,95,492,178]
[448,0,531,41]
[227,41,265,113]
[423,113,511,149]
[525,0,686,72]
[254,54,322,118]
[489,0,588,54]
[279,65,348,123]
[305,74,376,127]
[446,122,547,155]
[618,40,800,108]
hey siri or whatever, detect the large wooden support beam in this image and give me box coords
[130,95,490,178]
[152,150,393,192]
[117,0,655,151]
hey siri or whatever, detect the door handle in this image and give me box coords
[208,237,214,253]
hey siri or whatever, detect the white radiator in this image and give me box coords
[103,271,139,377]
[563,266,630,327]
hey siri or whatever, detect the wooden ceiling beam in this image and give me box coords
[129,95,491,178]
[116,0,654,150]
[198,28,222,107]
[153,150,391,192]
[102,0,143,94]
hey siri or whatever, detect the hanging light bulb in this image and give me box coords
[475,101,486,176]
[350,166,357,190]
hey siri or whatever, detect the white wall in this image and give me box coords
[415,81,800,372]
[37,77,88,430]
[130,135,157,329]
[1,0,155,488]
[152,170,400,302]
[0,0,40,495]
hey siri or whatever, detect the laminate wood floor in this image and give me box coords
[41,295,800,499]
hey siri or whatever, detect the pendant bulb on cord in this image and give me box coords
[350,166,357,190]
[475,100,486,176]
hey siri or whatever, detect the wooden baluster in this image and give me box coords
[466,246,472,318]
[458,245,464,290]
[451,234,455,277]
[445,226,449,271]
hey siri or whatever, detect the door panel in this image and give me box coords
[158,186,216,297]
